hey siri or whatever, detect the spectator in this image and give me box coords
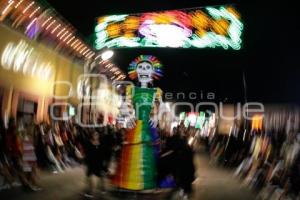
[20,122,41,191]
[83,131,105,198]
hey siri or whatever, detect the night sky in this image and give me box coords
[46,0,300,104]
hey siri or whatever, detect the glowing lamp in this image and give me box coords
[101,50,114,61]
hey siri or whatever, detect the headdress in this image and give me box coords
[128,55,163,80]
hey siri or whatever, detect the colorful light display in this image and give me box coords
[95,5,243,50]
[196,112,206,129]
[180,112,206,128]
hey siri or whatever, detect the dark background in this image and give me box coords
[46,0,300,104]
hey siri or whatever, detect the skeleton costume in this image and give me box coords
[112,55,163,190]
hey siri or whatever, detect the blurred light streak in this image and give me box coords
[1,40,53,80]
[41,16,52,27]
[51,23,61,34]
[29,6,40,18]
[14,0,24,8]
[1,0,14,16]
[66,36,75,44]
[45,19,55,30]
[22,1,35,14]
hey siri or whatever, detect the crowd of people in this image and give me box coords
[0,116,196,199]
[0,117,86,192]
[0,115,125,193]
[2,111,300,200]
[207,125,300,199]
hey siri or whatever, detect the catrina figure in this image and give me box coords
[112,55,163,190]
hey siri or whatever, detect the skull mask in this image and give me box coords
[136,61,154,87]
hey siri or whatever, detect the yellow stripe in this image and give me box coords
[126,144,143,190]
[133,120,142,143]
[125,120,144,190]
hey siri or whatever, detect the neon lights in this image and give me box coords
[95,5,243,50]
[1,40,53,80]
[139,23,192,47]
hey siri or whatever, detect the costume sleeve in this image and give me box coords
[126,85,133,97]
[155,87,163,100]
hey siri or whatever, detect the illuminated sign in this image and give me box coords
[95,5,243,50]
[1,40,53,80]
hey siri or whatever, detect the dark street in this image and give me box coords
[1,151,255,200]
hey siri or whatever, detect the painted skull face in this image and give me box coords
[136,61,154,84]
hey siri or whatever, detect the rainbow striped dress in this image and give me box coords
[112,87,159,190]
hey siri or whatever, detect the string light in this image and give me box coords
[14,0,24,8]
[78,44,85,51]
[85,52,92,58]
[83,50,89,56]
[86,52,93,58]
[60,30,68,40]
[29,6,40,18]
[73,42,81,49]
[88,52,95,59]
[45,19,55,30]
[95,54,102,60]
[80,46,87,54]
[66,36,75,44]
[71,39,79,47]
[1,0,95,60]
[56,27,66,37]
[63,32,72,42]
[82,49,89,56]
[1,0,15,16]
[42,16,52,27]
[110,67,117,72]
[86,52,92,57]
[51,23,61,34]
[22,1,35,14]
[76,44,85,52]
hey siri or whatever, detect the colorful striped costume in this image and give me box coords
[112,86,160,190]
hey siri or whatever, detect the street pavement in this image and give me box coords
[0,152,256,200]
